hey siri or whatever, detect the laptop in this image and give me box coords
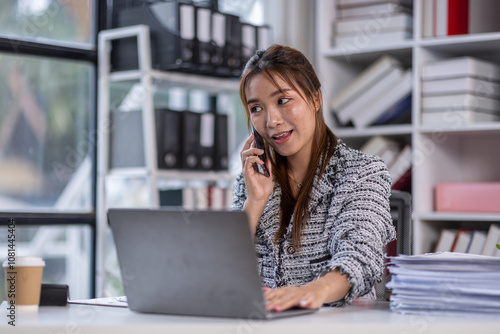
[107,208,318,319]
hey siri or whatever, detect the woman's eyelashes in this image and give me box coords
[250,105,262,113]
[249,97,291,113]
[278,97,290,105]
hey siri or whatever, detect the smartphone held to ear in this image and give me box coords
[252,128,270,177]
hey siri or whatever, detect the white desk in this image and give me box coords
[1,300,499,334]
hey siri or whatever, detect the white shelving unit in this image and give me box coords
[96,25,239,295]
[315,0,500,254]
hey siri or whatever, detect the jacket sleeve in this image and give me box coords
[231,173,247,211]
[322,158,396,306]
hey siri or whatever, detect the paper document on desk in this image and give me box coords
[387,252,500,315]
[68,296,128,308]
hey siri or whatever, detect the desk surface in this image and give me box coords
[1,300,499,334]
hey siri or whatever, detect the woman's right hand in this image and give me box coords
[241,133,273,201]
[240,134,273,234]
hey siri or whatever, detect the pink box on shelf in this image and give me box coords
[435,182,500,213]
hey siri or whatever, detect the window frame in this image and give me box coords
[0,0,105,298]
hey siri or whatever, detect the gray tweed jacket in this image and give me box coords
[231,142,396,306]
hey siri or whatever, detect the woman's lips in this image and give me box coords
[272,130,292,144]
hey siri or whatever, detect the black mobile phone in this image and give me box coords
[252,128,270,177]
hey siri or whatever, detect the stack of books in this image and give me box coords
[387,252,500,315]
[334,0,413,47]
[434,224,500,256]
[330,55,412,128]
[422,0,500,38]
[421,57,500,126]
[360,136,411,191]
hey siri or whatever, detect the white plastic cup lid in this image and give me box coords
[2,256,45,268]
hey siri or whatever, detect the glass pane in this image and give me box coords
[0,224,93,300]
[219,0,264,24]
[0,0,94,47]
[0,53,93,212]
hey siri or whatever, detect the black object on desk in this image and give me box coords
[39,284,69,306]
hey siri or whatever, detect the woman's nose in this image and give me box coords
[266,106,283,128]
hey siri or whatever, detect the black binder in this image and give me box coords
[214,113,229,171]
[210,10,226,72]
[224,13,243,77]
[257,24,271,50]
[198,111,215,170]
[241,22,257,61]
[195,6,214,74]
[213,93,229,171]
[111,2,195,72]
[187,90,215,170]
[179,2,197,69]
[156,108,183,170]
[181,111,201,170]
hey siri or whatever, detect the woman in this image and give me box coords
[232,44,395,312]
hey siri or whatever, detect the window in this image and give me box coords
[0,53,93,212]
[0,0,98,300]
[0,0,94,47]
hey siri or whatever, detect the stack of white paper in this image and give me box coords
[387,252,500,315]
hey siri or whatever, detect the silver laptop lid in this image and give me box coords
[108,208,269,318]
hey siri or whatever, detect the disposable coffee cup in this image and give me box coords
[3,256,45,311]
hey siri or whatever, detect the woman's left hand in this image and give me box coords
[262,269,350,312]
[262,284,328,312]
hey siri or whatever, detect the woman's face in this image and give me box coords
[245,73,318,162]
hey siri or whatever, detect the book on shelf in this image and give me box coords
[481,224,500,257]
[421,76,500,99]
[435,182,500,213]
[422,94,500,113]
[163,185,233,210]
[422,0,500,38]
[434,228,458,252]
[388,144,411,186]
[421,0,433,38]
[338,1,412,19]
[335,13,413,34]
[421,57,500,81]
[336,65,405,124]
[391,167,411,192]
[450,228,472,253]
[337,0,413,8]
[468,0,500,34]
[334,29,412,48]
[359,135,401,167]
[421,109,500,126]
[371,93,412,126]
[352,69,412,128]
[208,185,225,209]
[466,230,488,254]
[330,55,402,121]
[433,0,470,37]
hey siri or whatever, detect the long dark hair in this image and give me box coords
[239,44,338,248]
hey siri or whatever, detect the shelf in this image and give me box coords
[322,42,413,63]
[157,169,236,182]
[419,212,500,222]
[418,123,500,134]
[107,167,235,182]
[419,31,500,51]
[109,69,239,93]
[334,124,413,138]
